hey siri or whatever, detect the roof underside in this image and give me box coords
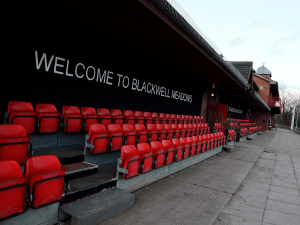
[230,61,253,81]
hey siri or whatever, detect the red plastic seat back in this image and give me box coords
[171,114,177,124]
[180,138,189,158]
[133,111,145,124]
[36,104,60,133]
[25,155,65,208]
[186,137,196,156]
[107,124,123,151]
[159,113,167,124]
[147,124,158,142]
[192,136,201,154]
[121,145,140,179]
[7,101,36,134]
[150,141,165,168]
[164,124,173,140]
[124,110,136,125]
[143,112,153,125]
[134,124,148,143]
[0,161,27,220]
[152,112,160,124]
[162,140,174,165]
[111,109,124,125]
[88,124,108,154]
[156,124,167,141]
[97,108,112,127]
[122,124,137,145]
[172,139,183,161]
[0,125,30,164]
[172,124,180,139]
[137,143,153,173]
[62,106,82,133]
[81,107,99,132]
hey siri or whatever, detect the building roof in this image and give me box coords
[257,65,272,75]
[229,61,253,82]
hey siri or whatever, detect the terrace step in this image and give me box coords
[62,161,98,181]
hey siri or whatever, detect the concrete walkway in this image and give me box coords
[100,129,300,225]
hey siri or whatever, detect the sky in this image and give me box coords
[175,0,300,95]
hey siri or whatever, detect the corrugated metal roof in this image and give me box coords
[230,61,253,81]
[257,65,272,75]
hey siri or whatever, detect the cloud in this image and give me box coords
[228,36,244,46]
[269,47,282,55]
[275,30,300,43]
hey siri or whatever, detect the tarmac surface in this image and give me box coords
[99,129,300,225]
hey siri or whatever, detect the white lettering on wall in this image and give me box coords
[75,63,85,78]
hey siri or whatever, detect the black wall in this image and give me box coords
[1,0,203,119]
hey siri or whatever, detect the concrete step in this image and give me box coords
[222,145,236,152]
[60,188,135,225]
[62,161,98,181]
[62,161,117,204]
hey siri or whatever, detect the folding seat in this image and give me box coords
[134,111,145,124]
[147,124,159,142]
[111,109,125,125]
[159,113,167,125]
[204,123,210,134]
[193,116,198,124]
[81,107,99,132]
[188,115,193,124]
[177,114,183,124]
[186,137,196,157]
[122,124,138,145]
[172,139,183,162]
[180,138,189,159]
[165,114,172,125]
[198,135,204,153]
[200,116,205,123]
[172,124,181,139]
[142,112,153,125]
[120,145,140,179]
[97,108,113,127]
[197,116,201,124]
[88,124,109,154]
[206,134,212,150]
[178,124,186,138]
[220,132,225,145]
[150,141,166,169]
[107,124,125,151]
[182,115,188,124]
[164,124,174,140]
[62,106,83,133]
[0,125,32,165]
[152,112,160,124]
[137,143,154,173]
[162,140,175,165]
[196,124,201,136]
[202,134,208,152]
[124,110,136,125]
[171,114,177,124]
[199,123,204,135]
[36,103,60,133]
[7,101,37,134]
[184,124,190,137]
[156,124,168,141]
[134,124,149,144]
[217,132,222,146]
[180,115,186,124]
[25,155,66,208]
[0,161,28,221]
[193,136,201,154]
[188,124,194,137]
[209,133,214,149]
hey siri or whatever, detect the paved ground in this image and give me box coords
[100,129,300,225]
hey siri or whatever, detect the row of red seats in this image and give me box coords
[5,101,205,134]
[249,126,260,134]
[214,123,224,132]
[0,156,66,221]
[119,134,225,179]
[240,128,249,137]
[86,124,213,154]
[228,130,236,142]
[226,118,250,123]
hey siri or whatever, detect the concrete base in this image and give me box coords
[257,131,262,135]
[227,141,234,146]
[117,146,223,192]
[238,136,247,142]
[2,203,60,225]
[222,145,236,152]
[60,188,134,225]
[247,133,258,140]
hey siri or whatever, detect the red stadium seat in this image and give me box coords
[186,137,195,156]
[36,103,60,133]
[178,124,185,138]
[0,125,32,165]
[110,109,125,125]
[171,114,177,124]
[0,161,27,221]
[162,140,175,165]
[124,110,136,125]
[137,143,154,173]
[191,124,197,136]
[120,145,140,179]
[172,124,180,139]
[183,124,189,138]
[202,135,208,152]
[198,135,204,153]
[97,108,113,127]
[62,106,83,133]
[165,114,172,125]
[151,112,160,124]
[25,155,66,208]
[164,124,174,140]
[180,138,189,159]
[107,124,124,151]
[134,124,149,144]
[192,136,201,154]
[150,141,166,169]
[147,124,159,142]
[133,111,145,124]
[182,115,187,124]
[159,113,167,125]
[186,124,193,137]
[81,107,99,132]
[122,124,138,145]
[156,124,167,141]
[177,114,183,124]
[172,139,183,162]
[88,124,109,154]
[143,112,154,125]
[7,101,36,134]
